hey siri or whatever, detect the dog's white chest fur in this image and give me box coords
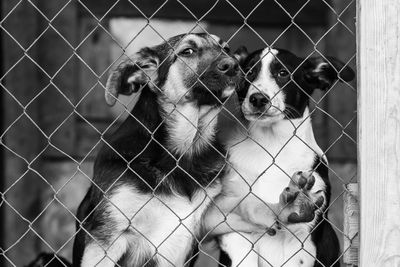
[227,118,321,203]
[93,183,222,266]
[220,113,324,267]
[221,227,316,267]
[164,103,219,156]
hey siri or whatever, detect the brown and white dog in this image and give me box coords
[204,47,354,267]
[72,33,242,267]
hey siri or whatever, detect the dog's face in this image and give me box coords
[235,48,355,125]
[105,33,240,108]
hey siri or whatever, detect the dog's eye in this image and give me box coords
[278,69,290,78]
[179,48,195,56]
[223,46,230,53]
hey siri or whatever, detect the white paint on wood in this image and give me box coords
[358,0,400,266]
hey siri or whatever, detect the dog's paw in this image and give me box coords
[277,171,325,224]
[293,170,326,209]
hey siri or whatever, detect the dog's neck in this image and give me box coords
[245,107,320,152]
[125,88,163,132]
[120,88,221,158]
[98,88,225,198]
[161,101,221,157]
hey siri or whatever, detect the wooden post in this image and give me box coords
[343,183,359,266]
[0,2,4,267]
[358,0,400,266]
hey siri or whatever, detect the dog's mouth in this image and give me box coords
[220,82,237,102]
[243,113,285,126]
[242,106,284,123]
[244,112,277,119]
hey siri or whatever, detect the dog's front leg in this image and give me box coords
[203,194,279,236]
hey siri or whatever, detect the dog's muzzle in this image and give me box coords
[217,57,239,101]
[216,57,239,77]
[195,56,240,105]
[249,92,271,111]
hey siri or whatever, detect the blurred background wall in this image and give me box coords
[0,0,356,266]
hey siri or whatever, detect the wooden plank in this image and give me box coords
[78,0,332,27]
[358,0,400,266]
[0,2,5,267]
[343,183,359,266]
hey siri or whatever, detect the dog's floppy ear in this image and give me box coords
[303,56,355,90]
[105,48,159,106]
[233,46,249,66]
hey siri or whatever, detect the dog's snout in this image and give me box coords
[217,57,239,76]
[249,93,270,109]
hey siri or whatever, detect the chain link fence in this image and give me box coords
[0,0,357,266]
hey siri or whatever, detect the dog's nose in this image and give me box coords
[217,57,239,76]
[249,93,270,109]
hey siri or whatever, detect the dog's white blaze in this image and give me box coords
[222,108,326,266]
[82,184,221,266]
[242,48,286,119]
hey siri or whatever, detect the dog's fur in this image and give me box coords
[204,47,354,267]
[72,33,242,267]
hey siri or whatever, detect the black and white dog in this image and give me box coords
[204,47,354,267]
[72,33,242,266]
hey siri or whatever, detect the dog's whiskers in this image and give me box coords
[284,105,301,119]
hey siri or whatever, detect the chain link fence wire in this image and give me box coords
[0,0,357,266]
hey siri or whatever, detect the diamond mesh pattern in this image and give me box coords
[0,0,357,266]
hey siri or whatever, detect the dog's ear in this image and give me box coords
[105,48,159,106]
[233,46,249,66]
[303,56,355,90]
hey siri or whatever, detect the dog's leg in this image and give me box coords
[204,205,262,236]
[81,235,128,267]
[204,193,282,236]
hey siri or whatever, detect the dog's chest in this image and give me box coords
[109,182,222,239]
[228,133,317,203]
[106,183,221,266]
